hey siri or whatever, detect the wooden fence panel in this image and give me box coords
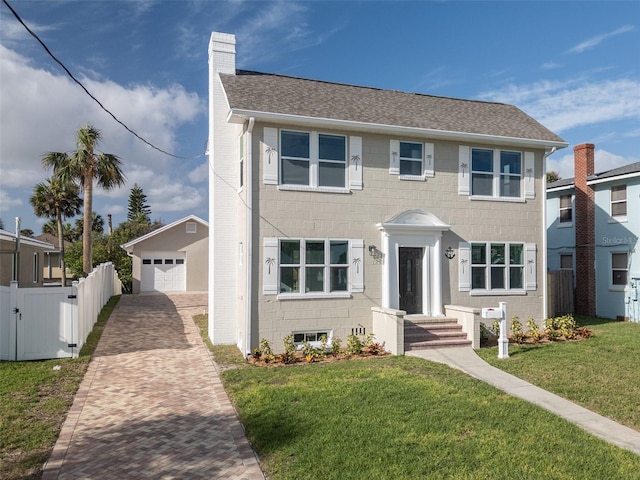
[547,270,575,318]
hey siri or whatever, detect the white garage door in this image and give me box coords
[141,252,186,292]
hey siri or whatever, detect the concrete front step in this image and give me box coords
[405,338,473,350]
[404,316,472,350]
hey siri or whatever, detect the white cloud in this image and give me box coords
[566,25,635,54]
[478,78,640,133]
[541,62,561,70]
[0,189,23,212]
[547,149,638,180]
[188,161,209,184]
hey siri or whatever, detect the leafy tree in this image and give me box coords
[30,177,82,286]
[42,218,76,242]
[72,212,105,240]
[127,183,152,224]
[43,124,125,275]
[0,218,4,230]
[19,229,34,237]
[547,171,561,183]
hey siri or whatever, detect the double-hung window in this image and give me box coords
[471,242,524,291]
[281,131,310,186]
[559,194,572,224]
[470,148,522,198]
[279,239,349,295]
[399,142,423,176]
[280,130,347,188]
[611,252,628,288]
[611,185,627,218]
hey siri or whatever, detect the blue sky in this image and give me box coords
[1,0,639,234]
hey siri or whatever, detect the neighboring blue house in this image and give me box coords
[547,143,639,321]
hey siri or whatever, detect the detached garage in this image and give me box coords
[121,215,208,294]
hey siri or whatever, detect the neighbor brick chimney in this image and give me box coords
[574,143,596,316]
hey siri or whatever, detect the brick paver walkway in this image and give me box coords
[42,293,264,480]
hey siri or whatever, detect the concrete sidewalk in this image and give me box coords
[408,347,640,456]
[42,293,264,480]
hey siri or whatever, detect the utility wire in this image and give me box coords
[2,0,204,160]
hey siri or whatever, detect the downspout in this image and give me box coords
[245,117,255,356]
[542,147,557,320]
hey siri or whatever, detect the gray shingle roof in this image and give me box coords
[547,161,640,190]
[220,70,565,144]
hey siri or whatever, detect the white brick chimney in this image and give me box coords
[208,32,236,75]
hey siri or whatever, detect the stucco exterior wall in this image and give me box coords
[248,123,547,351]
[0,239,47,288]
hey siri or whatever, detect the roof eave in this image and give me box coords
[120,215,209,250]
[588,171,640,186]
[227,109,568,150]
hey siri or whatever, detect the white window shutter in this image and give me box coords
[459,242,471,291]
[424,142,435,177]
[524,151,535,199]
[389,139,399,175]
[458,146,470,195]
[263,237,278,295]
[262,127,278,185]
[525,243,537,290]
[349,136,363,190]
[350,239,365,293]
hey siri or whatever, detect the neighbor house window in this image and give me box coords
[280,130,346,188]
[279,239,348,295]
[471,148,522,198]
[186,222,197,233]
[399,141,423,176]
[560,254,573,270]
[471,242,524,291]
[611,185,627,218]
[33,253,39,283]
[611,252,628,287]
[559,194,572,224]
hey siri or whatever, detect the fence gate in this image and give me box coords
[16,287,76,361]
[547,270,575,318]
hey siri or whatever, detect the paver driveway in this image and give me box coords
[42,293,264,480]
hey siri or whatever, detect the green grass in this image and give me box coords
[219,356,640,479]
[476,315,640,431]
[0,295,120,480]
[204,326,640,479]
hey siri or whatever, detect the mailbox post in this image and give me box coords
[482,302,508,359]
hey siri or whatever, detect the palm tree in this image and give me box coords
[43,125,125,274]
[30,178,82,285]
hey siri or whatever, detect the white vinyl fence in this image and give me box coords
[0,262,122,361]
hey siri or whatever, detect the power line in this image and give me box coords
[2,0,205,160]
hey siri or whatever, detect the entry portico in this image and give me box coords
[378,210,450,317]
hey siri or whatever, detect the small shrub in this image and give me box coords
[259,338,275,363]
[577,327,594,339]
[346,334,363,355]
[511,316,525,344]
[480,323,492,345]
[364,334,385,355]
[491,320,501,336]
[526,316,540,343]
[331,337,342,356]
[281,334,297,364]
[318,334,328,358]
[546,328,561,341]
[302,341,318,363]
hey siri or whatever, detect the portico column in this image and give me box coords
[432,234,443,316]
[381,232,391,308]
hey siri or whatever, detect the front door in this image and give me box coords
[399,247,422,314]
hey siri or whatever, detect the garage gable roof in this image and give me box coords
[120,215,208,251]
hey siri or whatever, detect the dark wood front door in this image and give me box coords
[399,247,423,314]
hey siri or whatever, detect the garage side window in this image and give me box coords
[143,259,151,265]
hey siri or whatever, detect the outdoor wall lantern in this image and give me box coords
[368,245,384,261]
[444,246,456,260]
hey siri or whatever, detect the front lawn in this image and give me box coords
[206,342,640,479]
[0,295,119,480]
[476,315,640,431]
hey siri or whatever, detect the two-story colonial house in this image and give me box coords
[208,32,567,355]
[547,143,639,322]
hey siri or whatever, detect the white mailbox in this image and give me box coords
[481,307,502,319]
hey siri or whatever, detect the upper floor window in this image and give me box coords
[399,142,423,176]
[470,148,522,198]
[280,130,346,188]
[611,185,627,218]
[471,242,524,291]
[559,194,572,223]
[560,253,573,270]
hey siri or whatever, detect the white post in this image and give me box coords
[498,301,509,359]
